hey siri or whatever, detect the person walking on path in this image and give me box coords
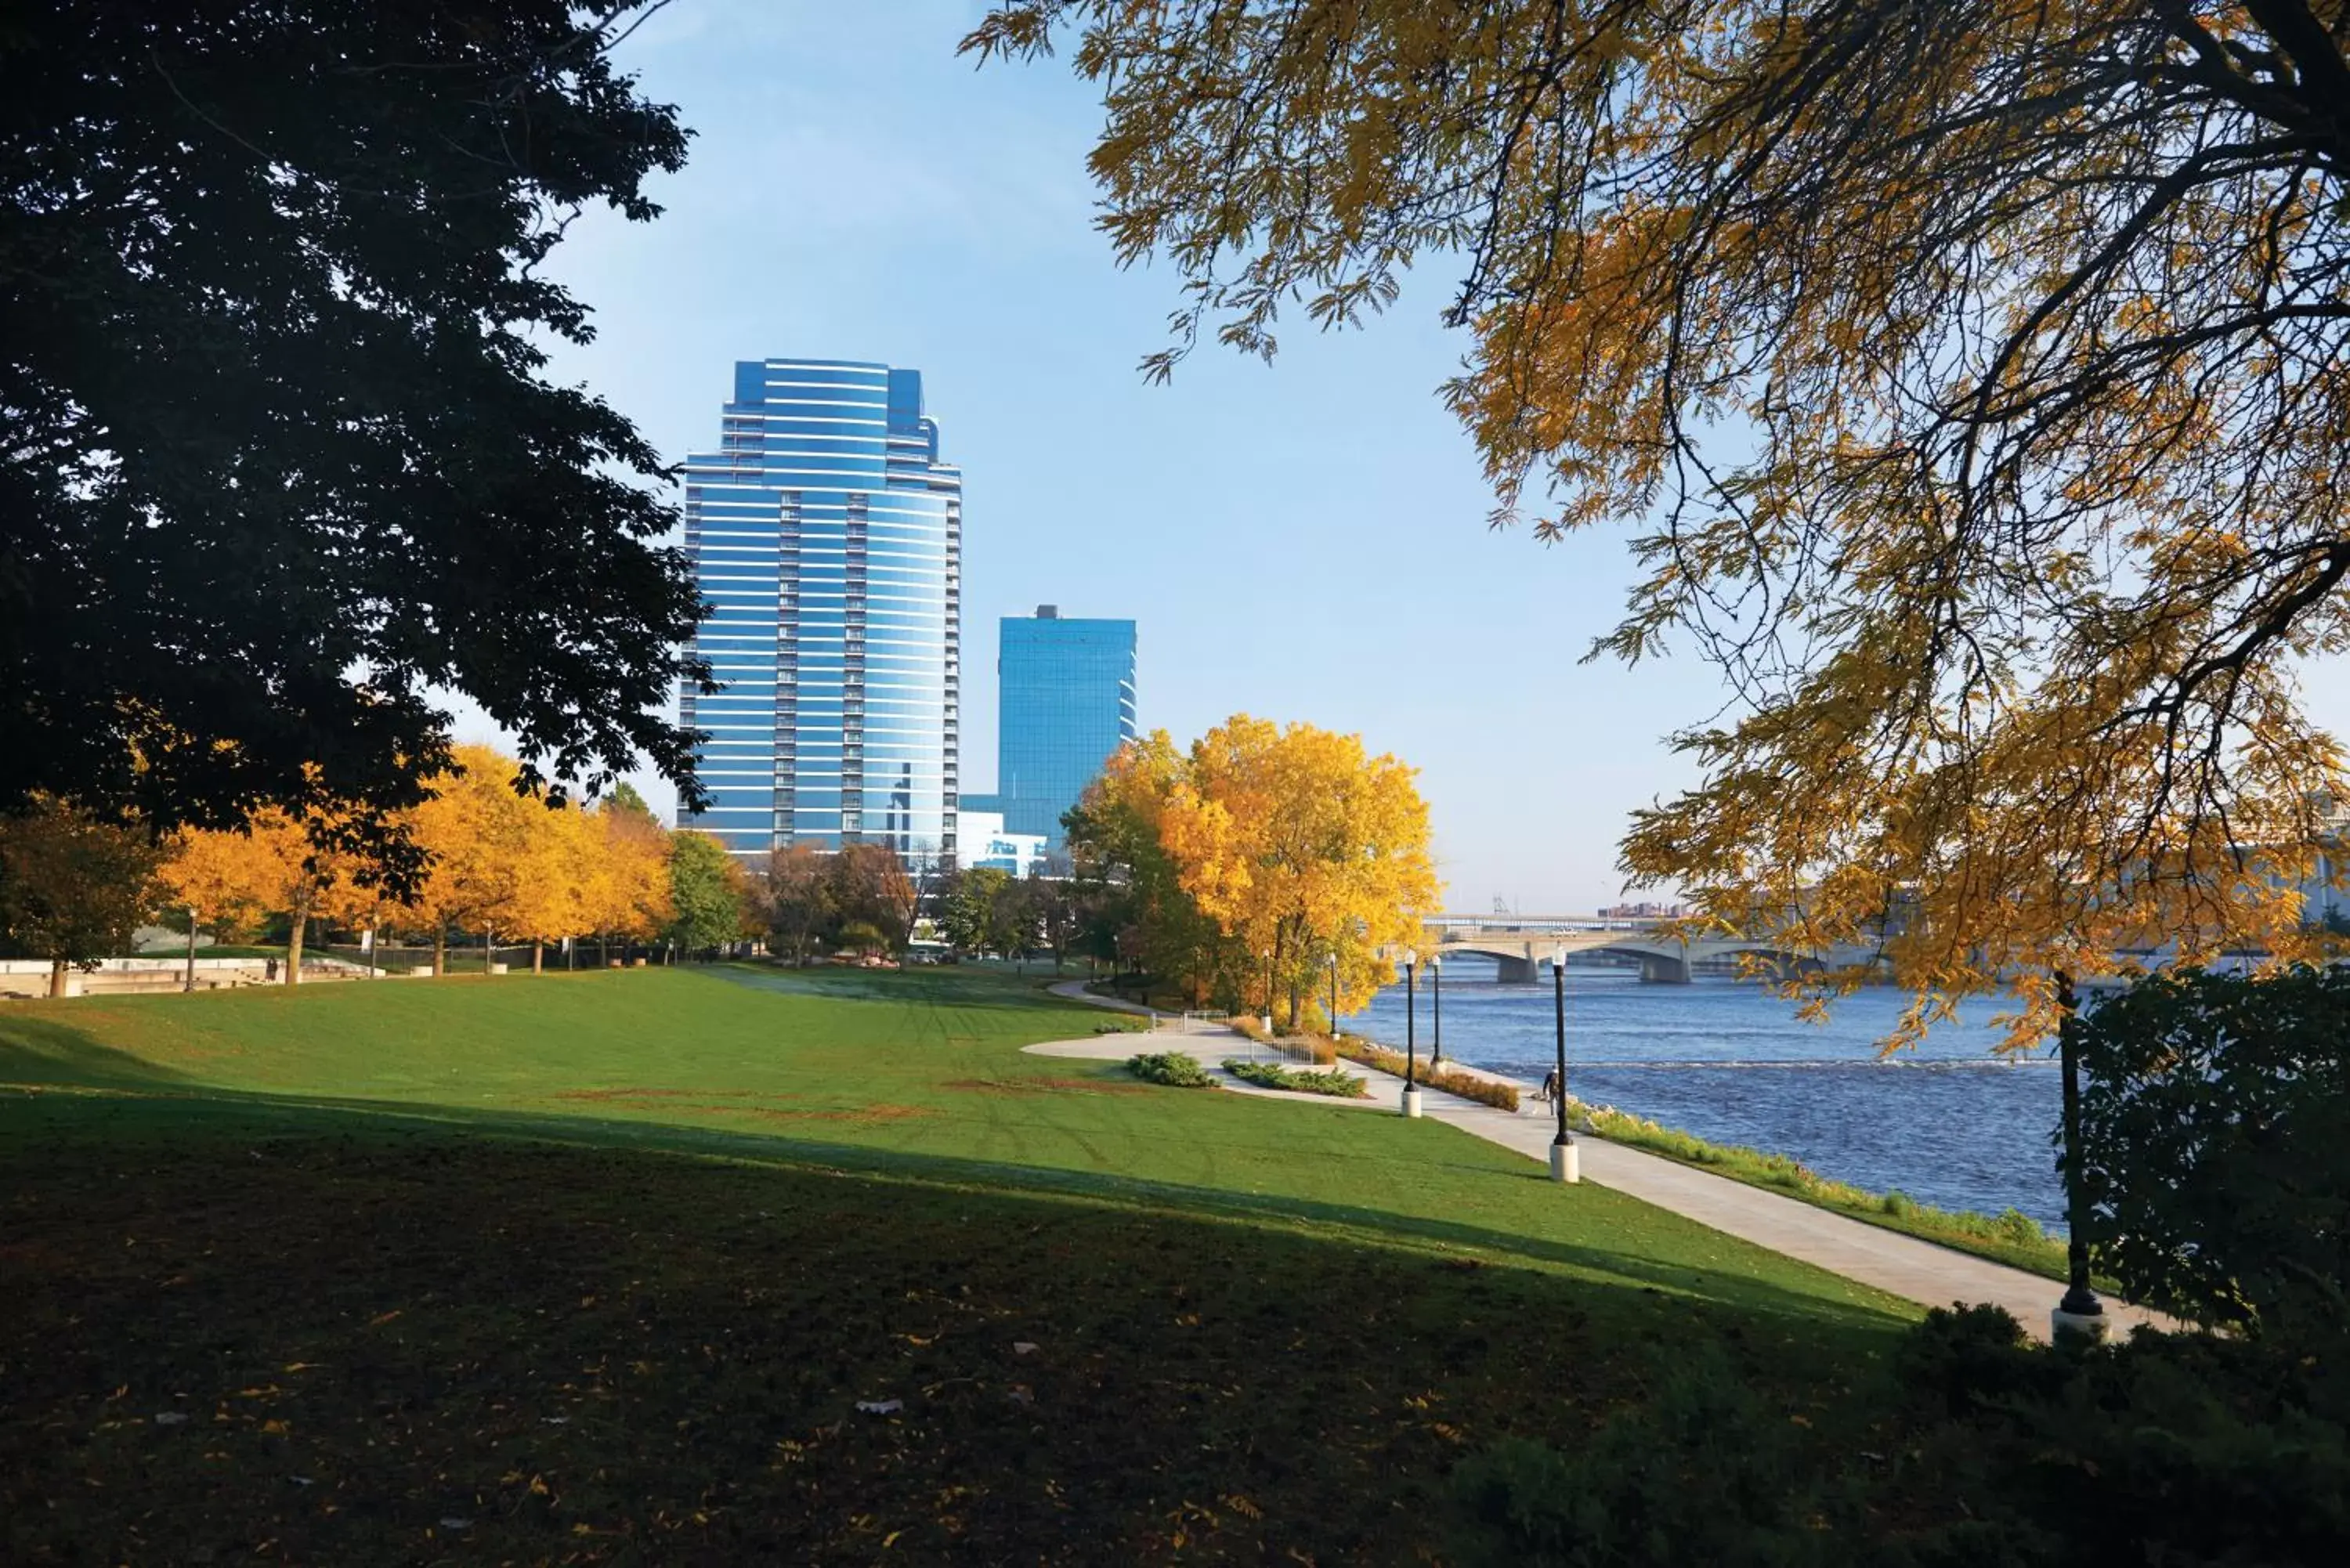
[1536,1068,1560,1112]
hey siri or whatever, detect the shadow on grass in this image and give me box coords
[0,1015,193,1089]
[0,1078,1911,1340]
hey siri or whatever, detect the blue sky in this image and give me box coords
[460,3,1785,909]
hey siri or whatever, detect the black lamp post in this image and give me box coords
[1326,952,1340,1042]
[1401,952,1423,1117]
[1430,953,1444,1066]
[1551,946,1578,1183]
[2052,970,2105,1340]
[183,905,197,993]
[1259,948,1274,1036]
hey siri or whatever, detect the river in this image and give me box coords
[1345,958,2066,1228]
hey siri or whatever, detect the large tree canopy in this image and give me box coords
[2,1,707,890]
[971,0,2350,1042]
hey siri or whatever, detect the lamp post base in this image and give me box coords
[2051,1306,2108,1344]
[1401,1086,1423,1118]
[1550,1139,1578,1184]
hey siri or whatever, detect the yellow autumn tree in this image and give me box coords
[1163,717,1440,1026]
[579,791,673,964]
[157,822,273,946]
[403,743,540,977]
[161,806,372,985]
[1065,733,1235,1004]
[504,797,598,975]
[1068,720,1441,1022]
[973,2,2350,1046]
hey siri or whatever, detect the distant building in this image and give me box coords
[986,605,1137,848]
[956,808,1050,880]
[677,358,961,867]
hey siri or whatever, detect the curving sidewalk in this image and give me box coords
[1043,979,2170,1341]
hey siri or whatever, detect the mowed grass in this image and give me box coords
[0,966,1918,1562]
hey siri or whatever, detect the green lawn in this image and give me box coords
[1,965,1919,1562]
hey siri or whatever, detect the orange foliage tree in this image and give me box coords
[1068,718,1440,1023]
[161,806,371,985]
[975,1,2350,1045]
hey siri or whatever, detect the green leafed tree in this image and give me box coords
[0,795,164,996]
[664,830,747,958]
[2,2,709,890]
[943,866,1013,955]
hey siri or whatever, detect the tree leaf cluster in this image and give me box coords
[973,0,2350,1042]
[2073,964,2350,1338]
[2,2,708,884]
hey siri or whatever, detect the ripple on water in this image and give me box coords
[1350,964,2065,1228]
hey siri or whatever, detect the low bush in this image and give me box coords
[1221,1058,1370,1098]
[1450,1342,1833,1566]
[1333,1039,1521,1111]
[1450,1308,2350,1566]
[1125,1051,1217,1089]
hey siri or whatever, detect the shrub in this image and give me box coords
[1886,1310,2350,1565]
[2074,964,2350,1337]
[1221,1058,1369,1098]
[1332,1039,1521,1111]
[1126,1051,1217,1089]
[1449,1343,1831,1566]
[1452,1310,2350,1566]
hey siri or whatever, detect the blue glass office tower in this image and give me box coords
[678,359,960,865]
[988,606,1137,846]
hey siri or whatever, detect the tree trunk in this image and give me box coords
[599,932,609,968]
[432,927,446,977]
[286,903,307,986]
[532,941,544,975]
[48,958,67,999]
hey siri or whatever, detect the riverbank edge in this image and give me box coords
[1077,977,2073,1279]
[1199,994,2081,1283]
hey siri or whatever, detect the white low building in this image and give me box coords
[956,808,1048,879]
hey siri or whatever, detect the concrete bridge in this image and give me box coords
[1421,916,1884,985]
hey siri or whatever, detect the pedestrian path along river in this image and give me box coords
[1041,981,2169,1342]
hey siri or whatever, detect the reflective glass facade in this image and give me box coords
[993,608,1137,846]
[678,359,960,865]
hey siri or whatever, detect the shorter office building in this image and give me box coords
[989,605,1137,848]
[957,808,1050,880]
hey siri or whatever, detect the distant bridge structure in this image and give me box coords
[1419,915,1885,985]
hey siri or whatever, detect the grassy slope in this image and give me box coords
[0,966,1916,1562]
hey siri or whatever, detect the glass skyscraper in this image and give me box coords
[981,605,1137,847]
[678,359,960,865]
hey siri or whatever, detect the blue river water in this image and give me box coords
[1345,959,2066,1228]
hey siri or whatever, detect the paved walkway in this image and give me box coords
[1042,979,2167,1341]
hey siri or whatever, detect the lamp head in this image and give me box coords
[1428,953,1441,972]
